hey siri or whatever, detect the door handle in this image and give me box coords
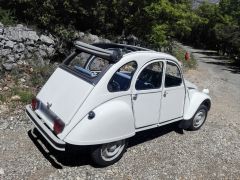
[163,91,168,97]
[133,94,138,100]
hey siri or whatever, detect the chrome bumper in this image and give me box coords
[26,105,66,151]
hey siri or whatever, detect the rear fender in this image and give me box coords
[64,96,135,145]
[183,91,211,120]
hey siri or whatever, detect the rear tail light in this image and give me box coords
[31,98,39,110]
[53,118,65,134]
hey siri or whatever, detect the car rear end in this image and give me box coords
[26,66,95,150]
[26,41,116,151]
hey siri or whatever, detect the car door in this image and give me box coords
[132,60,164,128]
[160,61,185,123]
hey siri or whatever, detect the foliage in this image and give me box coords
[189,0,240,59]
[1,0,194,45]
[29,64,56,87]
[11,88,34,103]
[171,42,197,70]
[0,0,239,60]
[0,7,15,25]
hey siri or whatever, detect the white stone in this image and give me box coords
[40,35,54,45]
[4,26,39,42]
[38,49,47,57]
[7,55,15,63]
[2,63,14,71]
[3,87,9,91]
[0,23,3,35]
[11,95,21,101]
[46,46,55,56]
[4,40,16,48]
[1,49,11,56]
[25,40,34,45]
[25,31,39,41]
[14,43,25,53]
[0,168,4,175]
[27,46,35,52]
[20,78,26,83]
[14,53,21,60]
[16,24,24,29]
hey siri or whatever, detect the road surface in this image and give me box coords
[0,45,240,179]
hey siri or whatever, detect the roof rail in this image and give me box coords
[93,42,152,52]
[74,41,120,62]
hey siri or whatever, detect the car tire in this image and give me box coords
[91,139,127,167]
[187,104,208,131]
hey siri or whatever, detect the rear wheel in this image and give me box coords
[91,139,127,167]
[188,104,208,131]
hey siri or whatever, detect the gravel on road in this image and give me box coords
[1,45,240,179]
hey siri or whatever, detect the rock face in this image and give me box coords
[0,23,56,71]
[0,23,110,71]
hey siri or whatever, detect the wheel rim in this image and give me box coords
[101,140,125,162]
[193,109,206,128]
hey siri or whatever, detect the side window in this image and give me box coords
[108,61,137,92]
[135,61,163,90]
[165,61,182,87]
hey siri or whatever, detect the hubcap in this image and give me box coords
[193,109,206,128]
[101,140,125,161]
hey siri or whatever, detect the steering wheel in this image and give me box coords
[110,80,121,92]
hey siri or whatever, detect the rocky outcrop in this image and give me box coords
[0,22,110,71]
[0,23,56,71]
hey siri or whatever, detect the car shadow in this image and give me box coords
[28,128,91,169]
[128,122,183,148]
[28,122,183,169]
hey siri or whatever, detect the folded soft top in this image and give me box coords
[74,41,120,62]
[74,41,152,63]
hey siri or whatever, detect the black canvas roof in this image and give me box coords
[74,41,151,63]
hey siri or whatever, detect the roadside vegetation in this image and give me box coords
[0,0,239,61]
[0,63,56,105]
[171,42,197,70]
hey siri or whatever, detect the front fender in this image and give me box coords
[64,96,135,145]
[184,90,211,120]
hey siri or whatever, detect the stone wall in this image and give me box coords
[0,22,110,71]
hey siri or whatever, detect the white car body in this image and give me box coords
[26,42,211,153]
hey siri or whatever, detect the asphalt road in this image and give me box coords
[0,45,240,179]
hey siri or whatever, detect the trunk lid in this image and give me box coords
[36,67,93,125]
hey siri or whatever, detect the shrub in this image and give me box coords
[0,7,15,25]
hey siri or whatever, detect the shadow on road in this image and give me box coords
[28,129,91,169]
[192,51,219,56]
[128,122,183,148]
[192,51,240,74]
[28,122,182,169]
[204,61,240,74]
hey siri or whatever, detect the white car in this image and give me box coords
[26,41,211,166]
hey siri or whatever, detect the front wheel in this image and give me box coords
[187,104,208,131]
[91,139,127,167]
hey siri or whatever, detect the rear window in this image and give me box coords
[64,51,110,78]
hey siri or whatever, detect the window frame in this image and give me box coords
[107,61,138,93]
[164,60,183,88]
[61,50,113,85]
[134,59,165,92]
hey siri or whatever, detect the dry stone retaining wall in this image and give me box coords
[0,22,110,71]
